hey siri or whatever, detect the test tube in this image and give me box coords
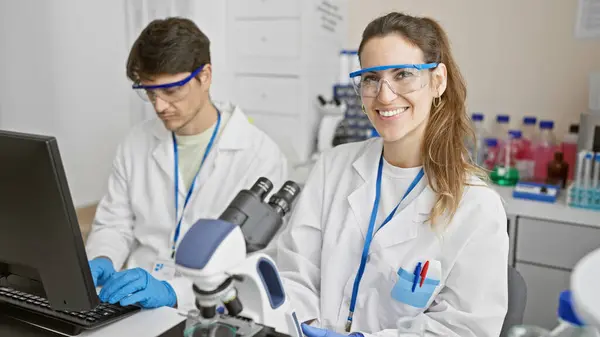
[584,151,593,190]
[576,151,587,204]
[593,153,600,189]
[576,151,586,188]
[584,152,593,206]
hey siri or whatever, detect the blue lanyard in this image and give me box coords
[345,154,424,332]
[171,111,221,258]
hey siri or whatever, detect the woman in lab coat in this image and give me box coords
[85,18,287,312]
[274,12,508,337]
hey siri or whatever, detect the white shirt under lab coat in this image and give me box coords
[85,101,288,312]
[274,138,508,337]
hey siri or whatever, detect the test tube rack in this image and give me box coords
[567,183,600,211]
[332,84,378,145]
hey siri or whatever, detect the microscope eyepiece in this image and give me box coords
[249,177,273,200]
[268,181,301,217]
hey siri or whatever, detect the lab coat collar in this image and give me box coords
[347,138,433,250]
[213,102,253,151]
[150,101,251,193]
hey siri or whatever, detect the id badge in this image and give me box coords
[151,258,177,281]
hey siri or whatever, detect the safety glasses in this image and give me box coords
[132,65,204,103]
[349,63,438,98]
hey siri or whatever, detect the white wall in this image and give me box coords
[347,0,600,141]
[0,1,132,207]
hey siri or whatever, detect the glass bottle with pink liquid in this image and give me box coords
[533,120,558,181]
[517,116,538,180]
[483,138,499,171]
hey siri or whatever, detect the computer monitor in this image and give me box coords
[0,130,98,311]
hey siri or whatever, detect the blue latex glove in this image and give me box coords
[89,257,116,287]
[301,323,364,337]
[98,268,176,308]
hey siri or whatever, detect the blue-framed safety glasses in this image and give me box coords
[132,65,204,103]
[349,63,438,98]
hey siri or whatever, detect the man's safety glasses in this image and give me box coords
[349,63,438,98]
[132,65,204,103]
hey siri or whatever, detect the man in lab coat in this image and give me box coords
[84,17,288,312]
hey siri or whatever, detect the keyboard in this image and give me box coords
[0,286,141,335]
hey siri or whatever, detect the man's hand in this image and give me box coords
[88,257,116,287]
[99,268,176,308]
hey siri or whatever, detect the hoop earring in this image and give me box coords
[433,95,442,108]
[361,105,367,114]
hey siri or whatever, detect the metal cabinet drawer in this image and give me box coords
[228,0,300,18]
[233,76,300,116]
[516,217,600,270]
[233,20,299,59]
[230,19,301,75]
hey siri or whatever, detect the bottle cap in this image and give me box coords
[554,152,564,161]
[496,115,510,123]
[569,124,579,134]
[523,116,537,125]
[557,290,584,326]
[471,113,484,121]
[540,120,554,129]
[509,130,522,139]
[485,138,498,147]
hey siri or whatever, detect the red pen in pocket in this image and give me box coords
[419,260,430,287]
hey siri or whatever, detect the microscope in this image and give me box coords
[175,178,303,337]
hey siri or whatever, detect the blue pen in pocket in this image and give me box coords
[412,262,421,292]
[392,265,440,308]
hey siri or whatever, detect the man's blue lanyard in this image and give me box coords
[345,153,424,332]
[171,111,221,258]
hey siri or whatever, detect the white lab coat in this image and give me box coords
[85,101,288,312]
[274,138,508,337]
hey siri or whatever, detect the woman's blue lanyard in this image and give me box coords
[170,111,221,258]
[345,153,424,332]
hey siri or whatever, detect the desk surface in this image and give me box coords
[494,185,600,228]
[1,307,186,337]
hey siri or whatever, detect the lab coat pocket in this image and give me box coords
[377,259,442,327]
[391,267,440,308]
